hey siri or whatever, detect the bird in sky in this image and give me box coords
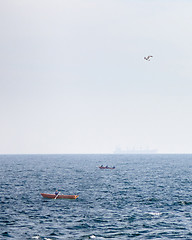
[144,56,153,61]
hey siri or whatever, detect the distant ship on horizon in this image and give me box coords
[114,147,158,154]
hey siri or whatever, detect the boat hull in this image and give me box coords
[41,193,79,199]
[99,167,115,169]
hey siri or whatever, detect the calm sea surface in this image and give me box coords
[1,154,192,239]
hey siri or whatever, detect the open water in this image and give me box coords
[1,154,192,239]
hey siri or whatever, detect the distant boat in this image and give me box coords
[99,166,115,169]
[114,147,158,154]
[41,193,79,199]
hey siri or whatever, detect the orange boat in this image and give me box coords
[41,193,79,199]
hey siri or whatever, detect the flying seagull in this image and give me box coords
[144,56,153,61]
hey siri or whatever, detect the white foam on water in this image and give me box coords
[148,212,161,216]
[89,235,96,239]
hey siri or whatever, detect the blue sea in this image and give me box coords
[1,154,192,239]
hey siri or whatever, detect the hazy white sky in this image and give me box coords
[0,0,192,154]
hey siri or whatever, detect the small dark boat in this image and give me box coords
[99,166,115,169]
[41,193,79,199]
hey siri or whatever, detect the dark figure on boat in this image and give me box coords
[55,190,59,196]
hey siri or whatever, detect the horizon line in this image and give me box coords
[0,153,192,155]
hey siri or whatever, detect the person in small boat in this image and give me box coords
[55,190,59,196]
[101,165,103,167]
[106,165,108,168]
